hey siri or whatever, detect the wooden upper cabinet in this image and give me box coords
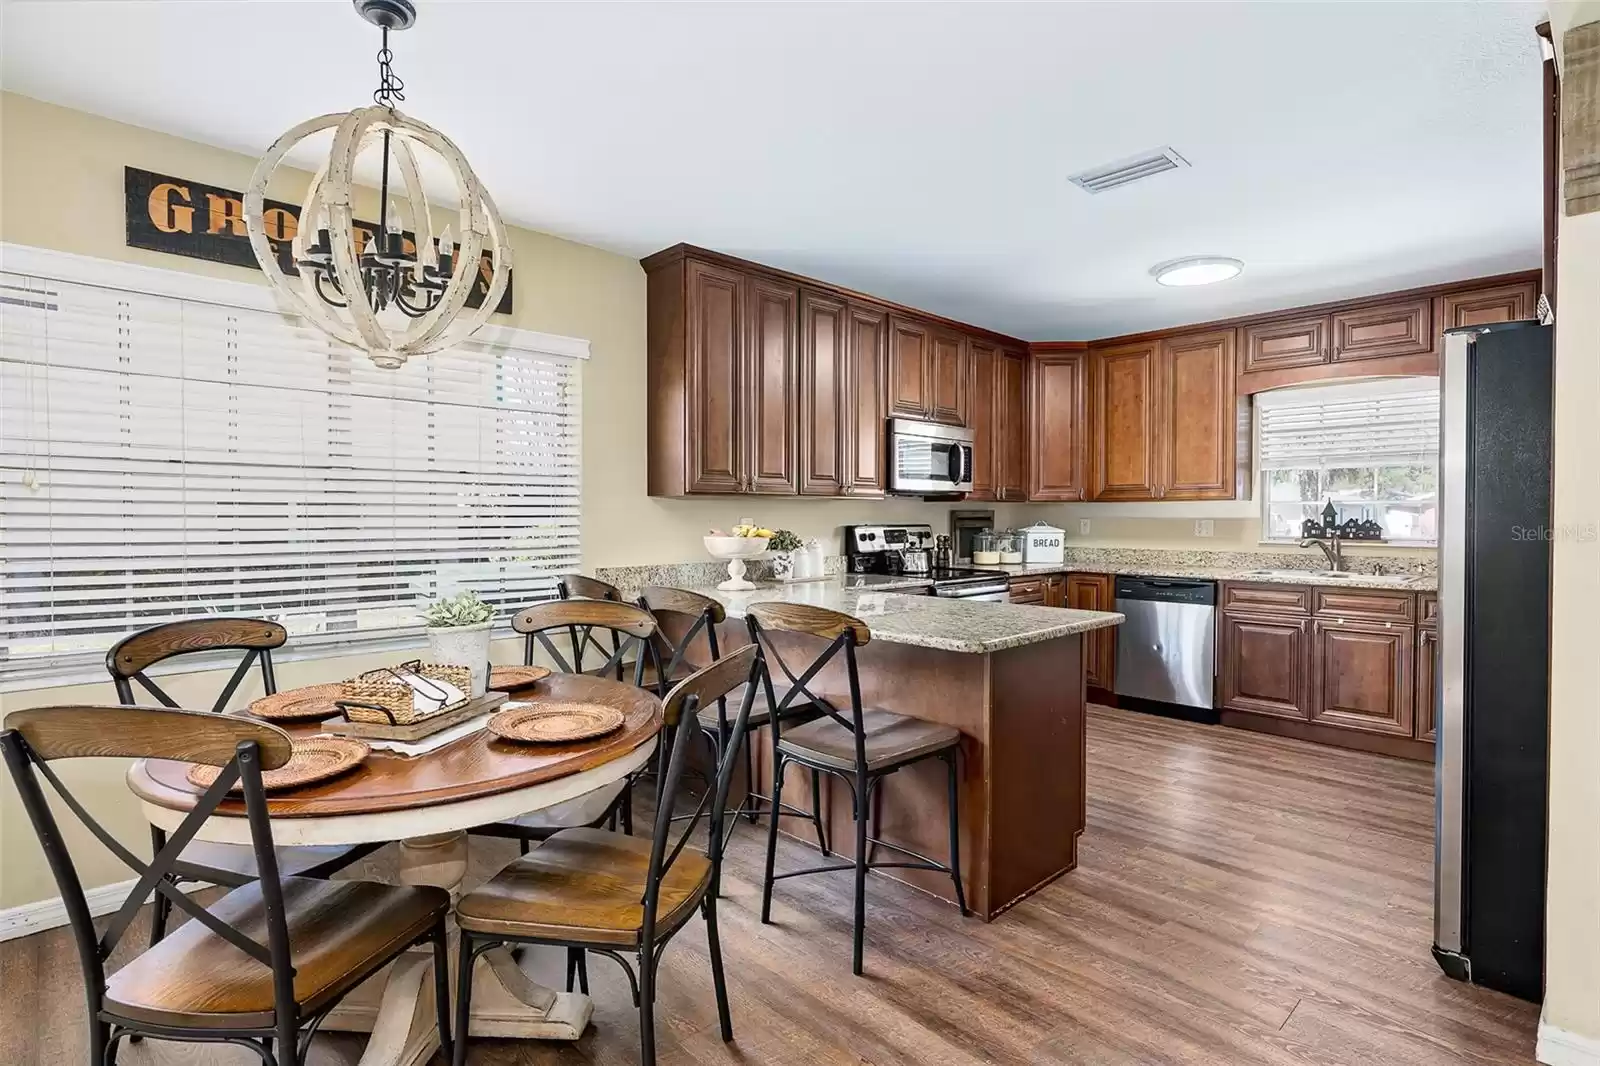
[1159,330,1236,500]
[844,302,888,496]
[888,316,931,419]
[929,329,968,425]
[1242,315,1329,372]
[798,289,848,496]
[1441,281,1539,330]
[1090,341,1160,500]
[744,275,799,494]
[997,350,1029,501]
[684,259,746,494]
[1029,350,1087,502]
[966,340,999,500]
[1331,297,1433,363]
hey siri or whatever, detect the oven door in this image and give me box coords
[890,420,974,494]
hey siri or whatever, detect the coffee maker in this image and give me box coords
[844,524,933,576]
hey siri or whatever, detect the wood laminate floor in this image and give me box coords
[0,705,1540,1065]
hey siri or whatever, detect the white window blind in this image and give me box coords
[1,268,582,679]
[1256,378,1439,544]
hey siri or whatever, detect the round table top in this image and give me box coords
[127,673,662,821]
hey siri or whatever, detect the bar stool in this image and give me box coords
[747,601,968,975]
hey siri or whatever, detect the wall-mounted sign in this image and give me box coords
[124,166,513,315]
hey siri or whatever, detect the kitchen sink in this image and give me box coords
[1242,568,1410,584]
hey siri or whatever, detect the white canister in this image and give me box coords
[426,622,492,697]
[1020,522,1067,565]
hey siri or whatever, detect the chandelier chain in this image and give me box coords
[372,25,405,108]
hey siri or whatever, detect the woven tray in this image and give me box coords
[487,702,625,744]
[248,683,345,723]
[188,737,369,793]
[323,691,507,742]
[488,664,553,691]
[340,662,472,725]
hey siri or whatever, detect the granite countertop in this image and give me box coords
[987,561,1436,593]
[679,579,1123,654]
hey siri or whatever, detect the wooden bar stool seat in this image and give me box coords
[457,827,712,946]
[105,876,449,1029]
[778,709,960,773]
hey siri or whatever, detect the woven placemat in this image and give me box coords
[489,665,553,691]
[187,737,369,793]
[248,683,344,722]
[487,702,625,744]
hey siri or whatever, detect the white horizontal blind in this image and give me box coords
[1,269,581,676]
[1258,386,1439,470]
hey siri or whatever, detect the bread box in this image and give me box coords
[1020,522,1066,565]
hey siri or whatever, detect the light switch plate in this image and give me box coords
[1195,520,1214,538]
[1079,519,1092,536]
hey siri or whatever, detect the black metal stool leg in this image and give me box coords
[852,768,869,976]
[452,934,476,1066]
[945,749,969,917]
[761,756,785,924]
[809,767,830,856]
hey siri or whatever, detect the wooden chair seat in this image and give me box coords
[172,841,372,885]
[777,708,961,772]
[456,827,711,947]
[105,877,449,1029]
[694,681,816,732]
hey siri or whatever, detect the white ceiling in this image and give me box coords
[0,0,1547,340]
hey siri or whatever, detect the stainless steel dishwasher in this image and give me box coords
[1113,576,1217,710]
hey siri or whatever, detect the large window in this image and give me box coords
[1,259,583,682]
[1257,377,1438,545]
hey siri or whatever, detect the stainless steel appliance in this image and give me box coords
[1113,577,1216,711]
[844,523,1009,601]
[889,418,974,495]
[1433,321,1551,1003]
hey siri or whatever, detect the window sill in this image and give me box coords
[1257,539,1437,551]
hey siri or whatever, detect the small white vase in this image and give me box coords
[771,551,795,581]
[426,622,492,697]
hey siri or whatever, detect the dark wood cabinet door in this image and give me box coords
[966,340,998,500]
[1158,330,1236,500]
[997,350,1029,501]
[888,315,931,419]
[1416,626,1438,742]
[798,289,848,496]
[1331,297,1433,362]
[1242,316,1329,372]
[1310,619,1414,736]
[1029,351,1086,502]
[1044,575,1067,609]
[1090,341,1160,500]
[1008,578,1045,605]
[930,329,968,425]
[1441,282,1539,329]
[745,276,799,494]
[685,259,746,493]
[1220,612,1310,720]
[1065,573,1115,692]
[844,302,889,496]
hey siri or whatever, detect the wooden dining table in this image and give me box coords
[126,673,662,1066]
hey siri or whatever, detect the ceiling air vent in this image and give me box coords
[1068,147,1190,194]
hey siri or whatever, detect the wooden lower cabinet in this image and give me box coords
[1219,612,1310,720]
[1064,573,1114,693]
[1009,577,1045,606]
[1415,627,1438,742]
[1310,620,1414,737]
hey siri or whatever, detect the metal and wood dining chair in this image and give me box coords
[106,619,378,948]
[1,705,453,1066]
[556,573,627,680]
[452,644,764,1066]
[638,586,828,850]
[747,602,969,976]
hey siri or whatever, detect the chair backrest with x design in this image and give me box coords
[637,587,726,696]
[1,706,296,1025]
[643,644,763,930]
[512,599,661,687]
[745,602,874,770]
[105,618,288,713]
[554,575,628,678]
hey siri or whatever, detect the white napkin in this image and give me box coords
[398,669,465,714]
[363,700,530,758]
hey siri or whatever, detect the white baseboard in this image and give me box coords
[0,879,208,943]
[1539,1019,1600,1066]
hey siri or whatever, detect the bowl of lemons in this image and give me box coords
[704,524,773,590]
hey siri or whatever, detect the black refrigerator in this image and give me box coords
[1432,320,1552,1003]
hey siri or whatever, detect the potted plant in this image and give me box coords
[423,590,494,697]
[766,529,804,580]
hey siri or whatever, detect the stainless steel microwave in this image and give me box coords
[889,418,974,495]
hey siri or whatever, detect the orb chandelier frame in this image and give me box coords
[243,0,511,369]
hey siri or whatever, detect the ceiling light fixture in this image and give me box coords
[1150,256,1243,287]
[244,0,510,369]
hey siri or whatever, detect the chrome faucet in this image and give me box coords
[1300,533,1345,572]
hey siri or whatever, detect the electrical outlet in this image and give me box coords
[1079,519,1092,536]
[1195,520,1214,538]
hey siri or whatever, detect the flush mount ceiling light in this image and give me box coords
[1150,256,1243,287]
[244,0,510,369]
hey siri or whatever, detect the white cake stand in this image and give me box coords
[704,535,770,590]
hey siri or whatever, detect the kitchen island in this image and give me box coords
[662,580,1123,920]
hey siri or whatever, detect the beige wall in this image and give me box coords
[1540,3,1600,1053]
